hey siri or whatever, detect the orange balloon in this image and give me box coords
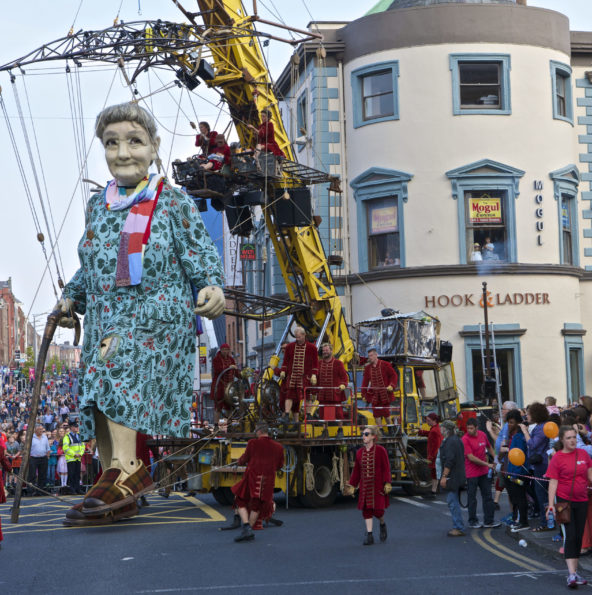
[191,402,197,409]
[509,447,525,467]
[544,421,559,439]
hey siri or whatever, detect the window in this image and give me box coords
[561,195,574,265]
[350,167,412,272]
[446,159,524,264]
[563,326,585,404]
[462,324,525,406]
[465,190,507,263]
[550,165,580,266]
[362,70,393,121]
[296,92,307,137]
[366,197,400,269]
[449,54,511,115]
[550,61,573,124]
[351,61,399,128]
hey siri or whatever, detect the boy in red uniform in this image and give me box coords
[232,422,285,542]
[344,425,392,545]
[211,344,240,426]
[418,412,443,498]
[279,327,318,423]
[361,349,398,433]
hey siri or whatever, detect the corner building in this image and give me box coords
[276,0,592,406]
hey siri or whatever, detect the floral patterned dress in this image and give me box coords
[64,180,223,440]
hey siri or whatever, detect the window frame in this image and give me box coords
[550,60,574,125]
[350,167,413,272]
[462,324,524,407]
[449,53,511,116]
[550,165,580,266]
[563,326,585,404]
[365,196,401,269]
[351,61,400,129]
[446,159,525,264]
[296,91,308,153]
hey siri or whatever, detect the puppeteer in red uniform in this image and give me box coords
[231,423,284,542]
[345,426,392,545]
[280,327,318,420]
[0,441,11,545]
[361,348,398,424]
[249,109,285,158]
[212,344,240,424]
[316,343,349,420]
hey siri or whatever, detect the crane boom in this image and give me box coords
[195,0,353,362]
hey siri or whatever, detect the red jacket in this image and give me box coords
[257,121,285,157]
[232,436,284,504]
[349,444,391,511]
[0,443,12,504]
[316,357,349,403]
[212,352,240,401]
[361,360,398,406]
[281,341,319,391]
[419,424,443,468]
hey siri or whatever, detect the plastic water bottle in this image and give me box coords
[547,510,555,530]
[519,539,527,548]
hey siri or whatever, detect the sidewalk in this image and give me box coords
[506,524,592,572]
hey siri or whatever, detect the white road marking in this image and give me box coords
[396,497,430,509]
[134,571,565,593]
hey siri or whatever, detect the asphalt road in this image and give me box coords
[0,490,571,594]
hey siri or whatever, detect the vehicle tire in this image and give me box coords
[212,487,234,506]
[299,462,338,508]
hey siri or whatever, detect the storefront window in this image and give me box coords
[465,191,507,263]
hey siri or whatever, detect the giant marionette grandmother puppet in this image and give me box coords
[56,103,224,525]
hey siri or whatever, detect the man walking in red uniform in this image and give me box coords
[418,412,443,498]
[232,422,285,542]
[344,425,392,545]
[316,343,349,434]
[361,349,398,433]
[280,327,318,423]
[211,344,240,426]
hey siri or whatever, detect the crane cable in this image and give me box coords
[3,79,60,300]
[20,76,67,283]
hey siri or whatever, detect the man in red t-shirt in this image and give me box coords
[462,418,500,529]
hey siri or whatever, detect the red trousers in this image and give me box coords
[362,508,385,520]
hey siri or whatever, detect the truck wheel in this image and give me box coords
[212,487,234,506]
[299,464,338,508]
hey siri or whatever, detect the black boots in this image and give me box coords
[380,522,387,542]
[363,532,374,545]
[234,523,255,542]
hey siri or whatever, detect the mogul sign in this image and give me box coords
[425,291,550,309]
[469,197,502,224]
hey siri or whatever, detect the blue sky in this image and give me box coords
[0,0,590,334]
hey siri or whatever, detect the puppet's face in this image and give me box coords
[103,121,159,186]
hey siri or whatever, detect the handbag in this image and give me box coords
[556,452,578,525]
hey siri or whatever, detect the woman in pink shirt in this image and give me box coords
[546,425,592,588]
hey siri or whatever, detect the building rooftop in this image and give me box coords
[366,0,516,13]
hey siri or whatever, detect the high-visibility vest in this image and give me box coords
[63,432,85,463]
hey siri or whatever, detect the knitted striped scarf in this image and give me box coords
[105,174,164,287]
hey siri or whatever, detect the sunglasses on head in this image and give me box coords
[362,431,372,436]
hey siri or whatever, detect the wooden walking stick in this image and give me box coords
[11,306,80,523]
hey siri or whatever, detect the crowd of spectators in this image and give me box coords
[0,374,95,496]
